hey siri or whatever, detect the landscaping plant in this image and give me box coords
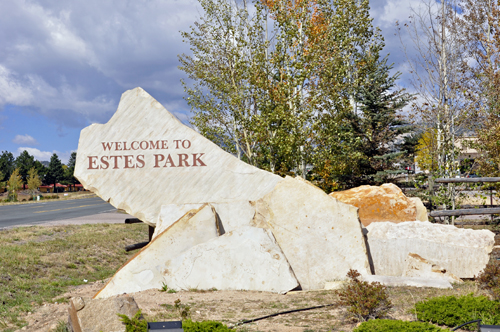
[415,294,500,330]
[354,319,449,331]
[336,269,392,321]
[476,260,500,300]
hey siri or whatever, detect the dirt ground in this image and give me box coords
[16,279,486,332]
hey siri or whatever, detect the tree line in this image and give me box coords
[0,150,79,201]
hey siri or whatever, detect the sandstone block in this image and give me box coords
[329,183,424,226]
[151,203,203,240]
[366,221,495,278]
[402,253,462,283]
[75,87,282,226]
[70,295,140,332]
[252,176,370,290]
[163,226,299,293]
[409,197,429,222]
[94,204,221,299]
[361,275,452,289]
[210,201,255,232]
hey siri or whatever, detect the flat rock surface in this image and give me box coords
[366,221,495,278]
[252,176,370,290]
[361,275,452,289]
[75,87,282,226]
[402,253,462,283]
[163,226,299,293]
[329,183,423,226]
[95,204,221,298]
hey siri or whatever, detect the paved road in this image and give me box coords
[0,197,116,229]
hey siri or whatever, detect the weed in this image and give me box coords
[51,320,70,332]
[336,269,392,322]
[118,309,147,332]
[160,282,169,292]
[476,260,500,300]
[175,299,191,320]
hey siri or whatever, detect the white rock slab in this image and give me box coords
[409,197,429,222]
[94,204,220,299]
[366,221,495,278]
[75,87,282,226]
[251,176,371,290]
[163,226,299,293]
[361,275,452,289]
[210,201,256,233]
[402,253,462,283]
[152,203,204,240]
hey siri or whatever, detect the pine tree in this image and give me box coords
[15,150,35,188]
[45,154,64,193]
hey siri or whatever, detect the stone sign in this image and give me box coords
[75,87,282,226]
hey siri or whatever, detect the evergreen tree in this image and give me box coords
[352,55,412,184]
[63,152,80,190]
[45,153,64,193]
[0,151,15,182]
[15,150,35,188]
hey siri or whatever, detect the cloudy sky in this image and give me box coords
[0,0,422,163]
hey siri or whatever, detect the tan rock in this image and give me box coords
[361,275,452,289]
[252,176,371,290]
[329,183,420,226]
[402,253,462,283]
[75,87,282,226]
[72,295,140,332]
[366,221,495,278]
[94,204,221,299]
[409,197,429,221]
[163,226,299,293]
[151,203,204,240]
[210,201,255,232]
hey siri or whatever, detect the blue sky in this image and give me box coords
[0,0,424,164]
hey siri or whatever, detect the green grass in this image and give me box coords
[0,223,147,331]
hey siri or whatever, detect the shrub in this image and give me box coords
[476,261,500,300]
[415,294,500,330]
[354,319,448,331]
[336,269,392,321]
[118,310,147,332]
[183,319,231,332]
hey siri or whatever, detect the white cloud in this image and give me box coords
[16,147,72,164]
[12,134,38,146]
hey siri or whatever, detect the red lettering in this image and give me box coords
[131,141,139,150]
[182,140,191,149]
[192,153,207,167]
[115,142,122,151]
[110,155,122,169]
[154,154,165,168]
[163,154,176,167]
[101,142,113,151]
[136,155,145,168]
[140,141,149,150]
[123,142,130,151]
[100,156,109,169]
[149,140,159,149]
[173,140,181,149]
[161,140,168,149]
[124,155,135,168]
[178,154,190,167]
[88,156,98,169]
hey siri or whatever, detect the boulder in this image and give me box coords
[329,183,427,226]
[409,197,429,222]
[251,176,371,290]
[402,253,462,283]
[211,200,255,232]
[163,226,299,293]
[151,203,204,240]
[365,221,495,278]
[94,204,221,299]
[74,87,282,226]
[69,295,140,332]
[361,275,452,289]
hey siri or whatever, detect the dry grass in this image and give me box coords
[0,223,147,331]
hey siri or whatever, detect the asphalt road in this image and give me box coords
[0,197,116,229]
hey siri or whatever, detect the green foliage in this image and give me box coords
[51,320,70,332]
[27,167,42,198]
[118,310,147,332]
[6,168,22,202]
[336,269,392,322]
[476,261,500,301]
[354,319,448,331]
[15,150,36,185]
[415,294,500,330]
[0,151,15,182]
[45,153,64,191]
[183,319,231,332]
[160,282,169,292]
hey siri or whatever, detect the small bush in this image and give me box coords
[354,319,448,331]
[476,261,500,300]
[336,269,392,321]
[183,319,231,332]
[118,310,147,332]
[415,294,500,330]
